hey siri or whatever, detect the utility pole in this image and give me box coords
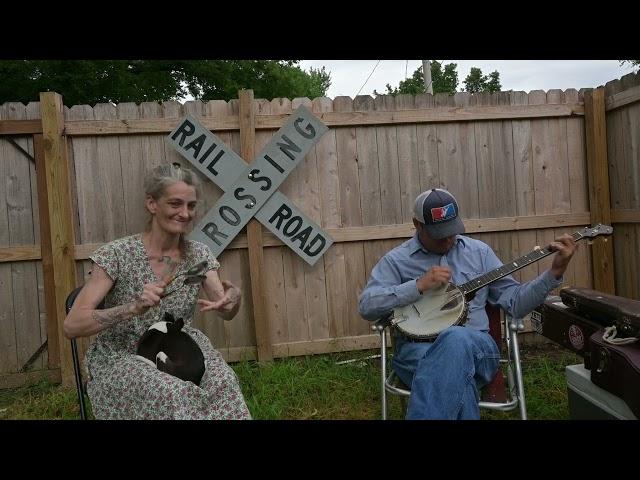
[422,60,433,94]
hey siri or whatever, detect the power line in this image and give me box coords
[355,60,381,97]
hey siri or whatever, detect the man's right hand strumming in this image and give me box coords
[416,266,452,293]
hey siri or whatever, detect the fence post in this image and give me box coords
[33,133,60,368]
[584,87,616,294]
[39,92,77,387]
[239,89,273,361]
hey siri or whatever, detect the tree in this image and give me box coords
[485,71,502,92]
[620,60,640,71]
[378,61,502,96]
[179,61,331,102]
[375,60,459,96]
[463,67,502,93]
[0,60,332,105]
[431,61,460,94]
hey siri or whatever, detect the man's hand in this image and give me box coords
[549,234,578,280]
[416,266,452,293]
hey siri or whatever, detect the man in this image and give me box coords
[358,188,577,419]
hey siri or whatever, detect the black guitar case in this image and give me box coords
[560,287,640,338]
[589,330,640,418]
[531,297,610,369]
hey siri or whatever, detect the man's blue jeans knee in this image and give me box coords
[392,326,501,420]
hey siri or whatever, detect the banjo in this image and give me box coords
[391,224,613,340]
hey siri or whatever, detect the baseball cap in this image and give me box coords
[413,188,465,239]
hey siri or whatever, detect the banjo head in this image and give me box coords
[393,283,467,340]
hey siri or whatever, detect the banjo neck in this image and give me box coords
[457,228,597,297]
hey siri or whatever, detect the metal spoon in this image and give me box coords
[162,260,208,297]
[183,260,209,278]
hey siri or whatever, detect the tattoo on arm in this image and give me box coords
[92,302,137,328]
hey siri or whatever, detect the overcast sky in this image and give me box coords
[299,60,635,99]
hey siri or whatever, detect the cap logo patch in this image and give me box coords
[430,202,455,222]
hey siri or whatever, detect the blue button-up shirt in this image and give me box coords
[358,234,562,331]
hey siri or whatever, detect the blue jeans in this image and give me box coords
[392,326,501,420]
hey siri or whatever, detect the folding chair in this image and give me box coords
[372,303,527,420]
[65,285,104,420]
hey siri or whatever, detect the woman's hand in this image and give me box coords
[198,280,241,318]
[132,280,166,315]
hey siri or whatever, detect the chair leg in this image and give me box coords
[508,321,527,420]
[70,338,87,420]
[380,329,387,420]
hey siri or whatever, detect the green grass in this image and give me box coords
[233,351,398,420]
[0,378,91,420]
[481,346,581,420]
[0,344,581,420]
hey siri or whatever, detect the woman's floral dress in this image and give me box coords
[85,234,251,420]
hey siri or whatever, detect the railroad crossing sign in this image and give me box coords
[167,105,333,266]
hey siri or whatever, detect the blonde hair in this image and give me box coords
[144,162,201,257]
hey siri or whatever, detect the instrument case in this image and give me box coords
[531,297,610,368]
[589,331,640,418]
[559,287,640,338]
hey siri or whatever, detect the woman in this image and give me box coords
[64,163,251,419]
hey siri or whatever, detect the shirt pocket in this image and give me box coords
[458,270,484,285]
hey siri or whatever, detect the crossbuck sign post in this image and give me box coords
[167,105,333,266]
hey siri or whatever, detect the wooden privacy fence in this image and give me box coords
[1,71,639,389]
[604,74,640,300]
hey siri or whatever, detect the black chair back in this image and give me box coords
[65,285,105,420]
